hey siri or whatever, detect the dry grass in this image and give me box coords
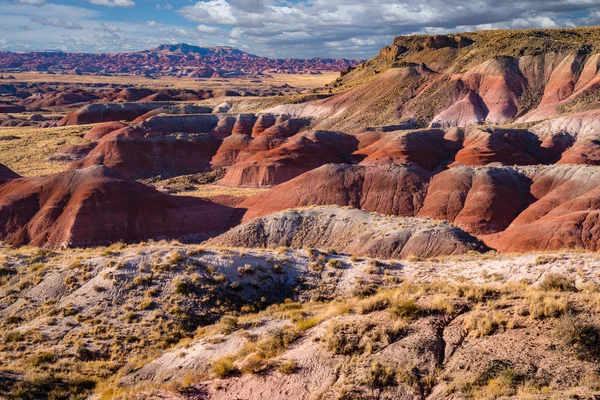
[172,184,268,198]
[7,72,338,91]
[0,125,90,176]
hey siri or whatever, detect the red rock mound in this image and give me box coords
[484,166,600,251]
[58,103,170,126]
[557,139,600,165]
[220,131,361,187]
[210,115,311,168]
[356,128,459,170]
[71,134,222,179]
[50,143,97,161]
[453,127,540,166]
[240,164,431,221]
[0,166,236,248]
[19,89,98,110]
[417,166,533,234]
[0,164,19,183]
[84,121,128,141]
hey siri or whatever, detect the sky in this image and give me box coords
[1,0,600,59]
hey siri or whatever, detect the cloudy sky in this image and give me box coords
[1,0,600,58]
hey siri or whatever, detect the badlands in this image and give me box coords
[3,27,600,399]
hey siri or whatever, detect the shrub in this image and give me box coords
[211,357,239,378]
[527,293,568,319]
[238,264,255,276]
[323,320,403,355]
[389,297,422,319]
[539,273,577,292]
[366,361,397,389]
[327,259,343,269]
[138,299,154,310]
[272,264,283,274]
[240,353,267,374]
[124,312,137,323]
[186,247,205,256]
[169,252,185,265]
[220,316,239,334]
[62,306,78,317]
[173,278,190,295]
[358,296,390,314]
[5,330,24,343]
[464,308,505,337]
[555,313,600,361]
[28,352,56,367]
[295,317,319,331]
[309,262,323,272]
[277,360,296,374]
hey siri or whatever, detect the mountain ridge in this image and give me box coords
[0,43,363,76]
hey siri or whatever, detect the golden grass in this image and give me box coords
[173,184,268,198]
[7,72,338,91]
[0,125,91,176]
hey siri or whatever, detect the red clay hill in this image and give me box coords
[0,165,237,248]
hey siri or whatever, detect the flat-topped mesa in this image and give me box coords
[207,206,488,259]
[0,166,237,248]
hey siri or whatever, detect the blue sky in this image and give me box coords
[1,0,600,58]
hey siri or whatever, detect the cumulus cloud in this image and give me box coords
[197,24,220,33]
[0,1,215,53]
[177,0,600,57]
[2,0,600,58]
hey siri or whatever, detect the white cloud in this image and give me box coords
[17,0,45,5]
[197,24,219,33]
[176,0,600,57]
[88,0,135,7]
[31,17,83,30]
[2,0,600,58]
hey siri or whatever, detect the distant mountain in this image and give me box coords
[147,43,250,57]
[0,43,363,77]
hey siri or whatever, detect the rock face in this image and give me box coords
[239,162,600,252]
[58,103,168,126]
[70,115,223,179]
[485,166,600,252]
[83,121,128,141]
[240,164,432,222]
[417,166,533,235]
[0,166,237,248]
[19,89,98,110]
[70,113,312,180]
[208,206,488,259]
[0,164,19,183]
[220,130,360,187]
